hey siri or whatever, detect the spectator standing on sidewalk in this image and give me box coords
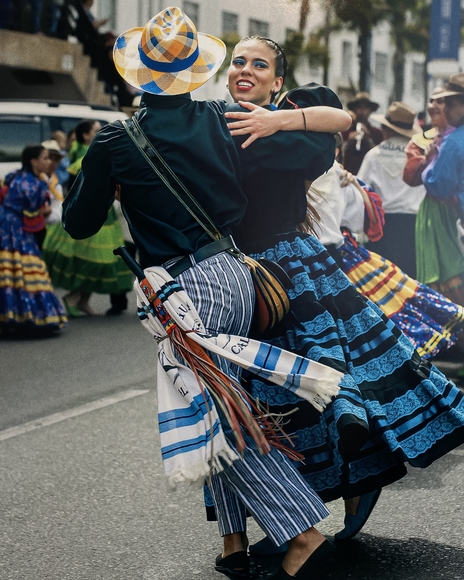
[358,101,425,278]
[403,87,464,305]
[11,0,43,34]
[40,139,65,226]
[342,92,383,174]
[423,74,464,247]
[50,130,71,193]
[0,0,12,28]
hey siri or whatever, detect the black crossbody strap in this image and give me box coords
[122,117,221,241]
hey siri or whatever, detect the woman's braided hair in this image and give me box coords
[235,36,288,102]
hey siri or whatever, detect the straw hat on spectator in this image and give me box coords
[113,6,226,96]
[371,101,419,138]
[347,91,379,112]
[431,73,464,99]
[41,140,65,158]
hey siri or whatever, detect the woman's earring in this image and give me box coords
[226,84,229,89]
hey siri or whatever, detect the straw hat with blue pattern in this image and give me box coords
[113,6,226,96]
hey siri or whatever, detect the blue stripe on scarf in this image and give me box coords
[161,420,222,459]
[254,344,281,370]
[158,392,213,433]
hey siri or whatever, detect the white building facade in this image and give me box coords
[94,0,308,101]
[93,0,458,117]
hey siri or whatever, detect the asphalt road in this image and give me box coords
[1,291,464,580]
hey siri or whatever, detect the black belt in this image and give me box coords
[165,235,237,278]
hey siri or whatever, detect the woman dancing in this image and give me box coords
[0,144,67,335]
[42,120,132,317]
[209,36,464,564]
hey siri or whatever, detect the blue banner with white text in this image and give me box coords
[429,0,461,61]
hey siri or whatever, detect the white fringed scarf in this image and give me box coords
[135,266,342,486]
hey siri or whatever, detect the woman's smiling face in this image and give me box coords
[227,39,283,107]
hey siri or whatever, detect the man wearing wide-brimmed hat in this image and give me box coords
[357,101,426,278]
[423,74,464,227]
[61,6,346,578]
[40,139,65,226]
[342,91,383,174]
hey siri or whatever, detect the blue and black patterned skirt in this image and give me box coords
[243,232,464,502]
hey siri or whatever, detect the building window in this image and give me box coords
[222,11,239,34]
[183,1,200,26]
[374,52,388,85]
[96,0,117,30]
[148,1,157,17]
[411,61,424,94]
[248,19,269,37]
[341,41,353,79]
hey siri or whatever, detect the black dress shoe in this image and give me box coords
[269,568,294,579]
[215,551,250,577]
[270,540,335,578]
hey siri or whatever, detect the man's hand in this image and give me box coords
[424,143,438,164]
[347,123,371,141]
[40,205,52,217]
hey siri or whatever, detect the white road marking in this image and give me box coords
[0,389,150,442]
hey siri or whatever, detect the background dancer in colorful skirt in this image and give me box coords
[210,35,464,555]
[0,144,67,335]
[308,142,464,361]
[42,119,132,317]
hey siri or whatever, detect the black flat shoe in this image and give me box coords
[270,540,335,579]
[248,536,288,557]
[334,489,381,541]
[215,551,250,577]
[269,568,294,579]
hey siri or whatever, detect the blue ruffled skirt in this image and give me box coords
[245,232,464,501]
[0,207,67,331]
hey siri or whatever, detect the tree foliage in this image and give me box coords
[332,0,389,91]
[333,0,432,99]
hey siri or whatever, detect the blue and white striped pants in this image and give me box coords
[178,252,330,546]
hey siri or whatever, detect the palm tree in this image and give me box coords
[298,0,310,32]
[284,0,331,90]
[401,0,431,109]
[383,0,430,102]
[282,0,311,90]
[333,0,388,91]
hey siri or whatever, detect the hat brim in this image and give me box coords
[347,98,379,112]
[411,127,437,150]
[430,89,463,100]
[113,26,226,95]
[370,113,418,138]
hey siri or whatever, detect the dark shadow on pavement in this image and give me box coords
[216,536,464,579]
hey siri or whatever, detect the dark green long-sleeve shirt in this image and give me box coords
[63,90,336,266]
